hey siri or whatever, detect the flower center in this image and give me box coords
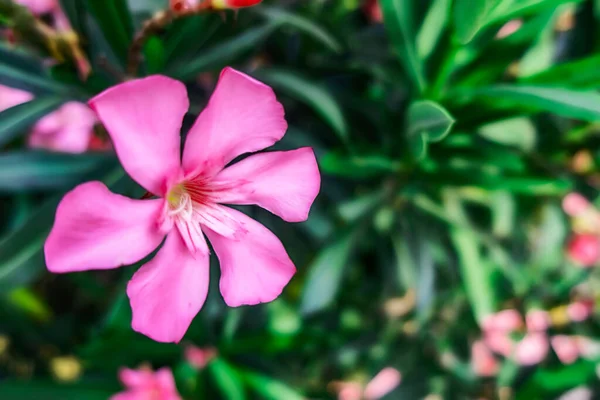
[162,177,245,255]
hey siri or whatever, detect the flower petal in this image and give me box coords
[182,67,287,177]
[45,182,164,273]
[213,148,320,222]
[89,76,187,195]
[127,231,209,343]
[364,368,402,400]
[203,207,296,307]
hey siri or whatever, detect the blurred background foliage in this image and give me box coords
[2,0,600,398]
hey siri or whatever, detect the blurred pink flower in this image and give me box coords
[0,84,33,111]
[514,333,549,366]
[567,300,593,322]
[484,331,515,357]
[526,309,550,332]
[111,367,181,400]
[496,20,523,39]
[567,234,600,266]
[471,340,499,377]
[563,193,591,217]
[29,102,97,153]
[364,0,383,23]
[575,336,600,359]
[44,68,321,343]
[14,0,57,15]
[0,84,98,153]
[184,345,216,369]
[551,335,579,365]
[334,368,401,400]
[482,309,523,332]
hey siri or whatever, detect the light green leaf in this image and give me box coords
[417,0,450,60]
[475,85,600,121]
[478,117,536,151]
[380,0,426,92]
[240,370,304,400]
[407,100,455,142]
[486,0,583,25]
[300,228,359,315]
[208,359,246,400]
[454,0,496,44]
[0,97,65,147]
[257,6,342,53]
[258,69,348,142]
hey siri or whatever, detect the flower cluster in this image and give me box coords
[563,193,600,266]
[472,305,597,376]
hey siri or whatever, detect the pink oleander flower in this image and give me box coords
[526,309,551,332]
[44,67,321,343]
[0,84,98,153]
[184,345,217,369]
[567,234,600,266]
[567,300,593,322]
[514,333,549,366]
[471,340,499,377]
[333,368,402,400]
[482,309,523,332]
[111,367,181,400]
[551,335,579,365]
[14,0,57,15]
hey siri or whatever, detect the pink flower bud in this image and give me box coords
[526,309,550,332]
[211,0,262,9]
[184,345,217,370]
[563,193,591,216]
[567,300,593,322]
[363,368,401,400]
[551,335,579,364]
[363,0,383,23]
[482,309,523,332]
[484,332,515,357]
[471,340,499,377]
[514,333,549,366]
[496,20,523,39]
[567,234,600,266]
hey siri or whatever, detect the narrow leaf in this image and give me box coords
[257,69,348,143]
[0,97,65,147]
[380,0,426,92]
[300,228,358,315]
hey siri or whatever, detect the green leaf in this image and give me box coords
[380,0,426,92]
[0,152,116,192]
[256,6,342,53]
[164,15,221,65]
[407,100,455,142]
[0,60,73,95]
[320,152,400,179]
[257,69,348,143]
[0,97,65,147]
[0,381,117,400]
[208,358,246,400]
[521,54,600,88]
[443,191,495,323]
[474,85,600,121]
[417,0,451,60]
[58,0,87,36]
[0,168,125,292]
[86,0,133,63]
[486,0,583,25]
[478,117,536,151]
[300,228,359,315]
[143,36,166,75]
[240,370,304,400]
[453,0,495,44]
[172,23,279,80]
